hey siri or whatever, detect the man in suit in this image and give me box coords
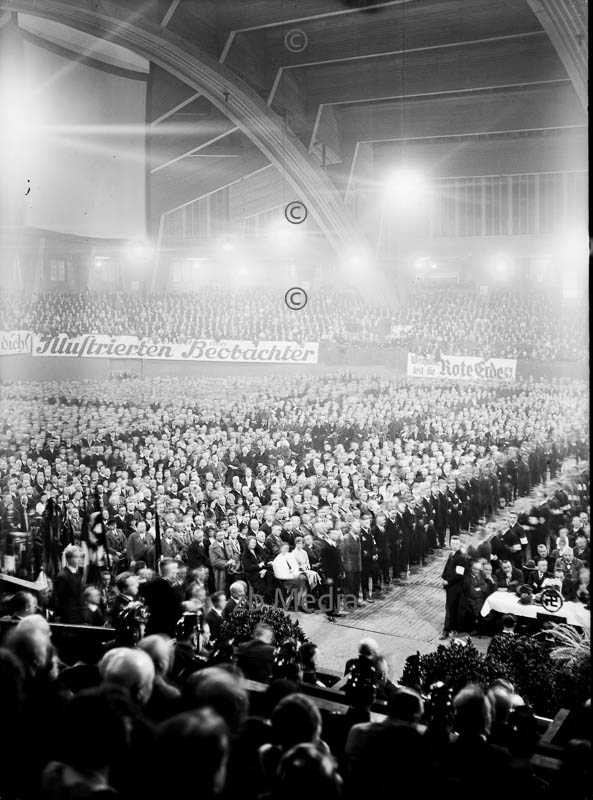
[186,528,210,570]
[527,558,552,593]
[126,520,155,570]
[460,560,487,634]
[372,512,392,593]
[340,523,363,607]
[385,506,401,583]
[439,534,468,639]
[235,622,275,683]
[223,581,247,620]
[204,591,226,644]
[208,529,233,593]
[495,559,523,592]
[52,545,85,624]
[360,516,382,602]
[554,547,584,581]
[502,511,524,569]
[106,521,127,571]
[320,528,344,620]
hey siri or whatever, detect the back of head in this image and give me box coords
[54,688,128,771]
[358,723,425,792]
[272,693,321,752]
[276,743,342,800]
[183,666,248,734]
[254,622,273,644]
[154,708,229,797]
[138,634,173,678]
[15,613,51,640]
[100,647,155,706]
[453,684,492,738]
[387,687,424,724]
[4,625,51,680]
[487,685,513,724]
[501,614,516,631]
[263,679,299,719]
[10,591,36,617]
[358,637,380,659]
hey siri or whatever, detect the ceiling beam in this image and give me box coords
[525,0,587,108]
[337,82,585,147]
[2,0,366,256]
[159,0,180,30]
[218,0,415,63]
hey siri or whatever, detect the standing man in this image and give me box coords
[320,528,344,621]
[502,511,524,569]
[360,514,382,602]
[386,505,401,583]
[372,512,392,594]
[340,523,363,607]
[126,520,154,571]
[52,545,85,624]
[439,534,468,640]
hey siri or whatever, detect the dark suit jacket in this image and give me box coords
[320,541,343,582]
[340,532,362,573]
[495,566,524,591]
[186,540,210,570]
[441,550,469,592]
[236,639,275,683]
[204,608,225,642]
[527,570,551,593]
[52,567,84,624]
[126,532,155,564]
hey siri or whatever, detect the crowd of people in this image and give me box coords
[0,284,586,359]
[1,603,591,799]
[0,370,589,798]
[0,373,588,623]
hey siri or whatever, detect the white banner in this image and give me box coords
[407,352,516,381]
[31,334,319,364]
[0,331,33,356]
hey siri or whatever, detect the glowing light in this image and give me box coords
[558,228,589,265]
[383,167,428,207]
[124,241,154,264]
[0,84,39,150]
[267,219,297,248]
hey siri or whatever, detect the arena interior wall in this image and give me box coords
[0,349,587,383]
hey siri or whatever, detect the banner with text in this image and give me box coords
[0,331,33,356]
[407,353,517,381]
[30,334,319,364]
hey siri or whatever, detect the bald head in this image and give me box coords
[138,634,173,677]
[99,647,155,706]
[4,625,52,680]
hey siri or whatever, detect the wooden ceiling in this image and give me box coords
[148,0,587,220]
[3,0,588,242]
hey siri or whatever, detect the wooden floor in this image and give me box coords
[293,475,562,680]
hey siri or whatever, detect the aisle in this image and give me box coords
[291,478,556,680]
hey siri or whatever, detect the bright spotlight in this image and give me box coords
[125,241,154,264]
[344,248,370,270]
[0,85,39,150]
[383,167,428,207]
[558,228,589,265]
[267,220,296,247]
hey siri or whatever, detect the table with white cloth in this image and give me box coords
[481,590,590,630]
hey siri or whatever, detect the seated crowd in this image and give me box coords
[0,283,586,359]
